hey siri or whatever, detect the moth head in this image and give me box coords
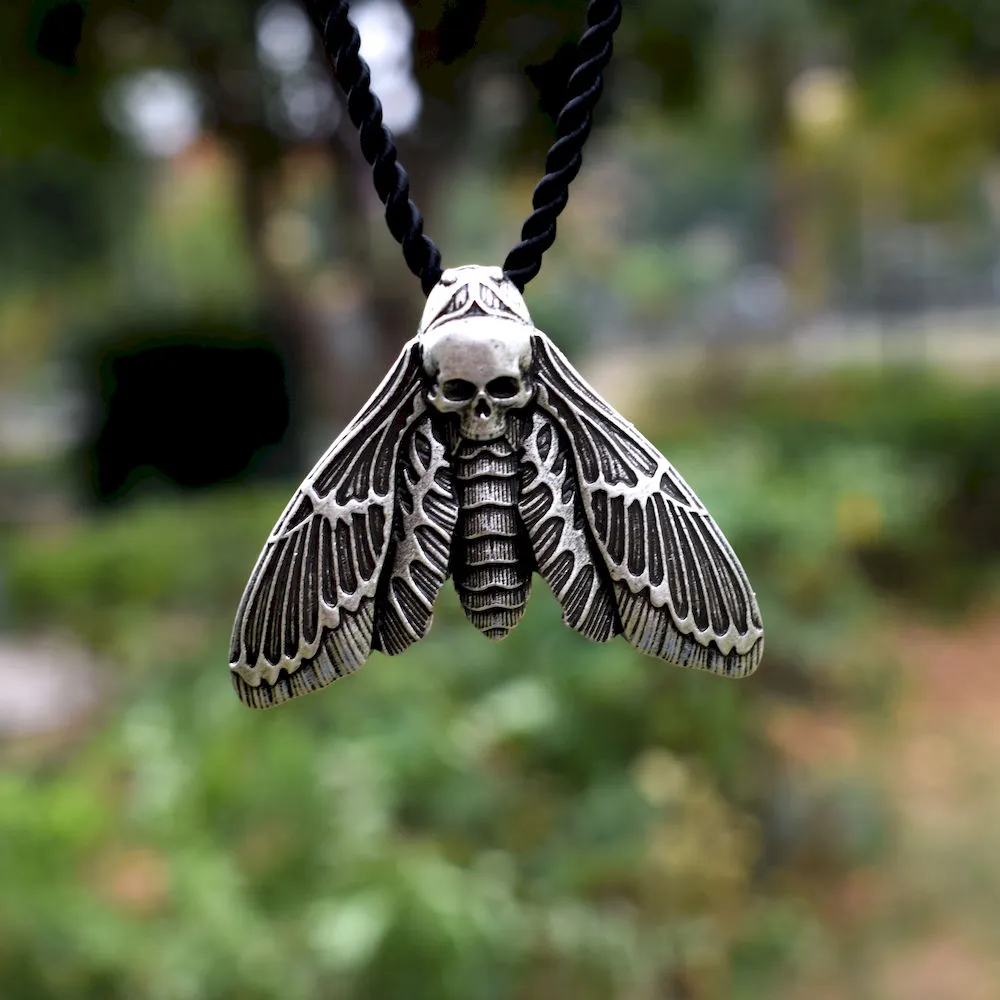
[418,264,532,336]
[419,265,535,440]
[421,319,534,440]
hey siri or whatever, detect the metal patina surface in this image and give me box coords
[230,266,764,708]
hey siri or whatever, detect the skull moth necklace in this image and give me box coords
[230,0,764,708]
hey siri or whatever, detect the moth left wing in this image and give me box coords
[229,339,445,708]
[530,334,764,677]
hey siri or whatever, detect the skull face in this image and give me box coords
[422,321,534,440]
[419,265,536,441]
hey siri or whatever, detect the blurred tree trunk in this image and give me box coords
[172,5,477,429]
[171,25,348,431]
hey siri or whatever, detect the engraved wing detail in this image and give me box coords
[519,409,618,642]
[230,265,763,710]
[229,341,458,708]
[530,333,764,677]
[371,415,458,655]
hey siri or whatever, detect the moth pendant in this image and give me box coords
[230,266,764,708]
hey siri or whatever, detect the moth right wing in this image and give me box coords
[529,333,764,678]
[519,408,621,643]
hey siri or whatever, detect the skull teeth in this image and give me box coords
[480,284,500,310]
[445,285,469,314]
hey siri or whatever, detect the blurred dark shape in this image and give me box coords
[827,0,1000,77]
[32,0,85,69]
[84,322,298,503]
[629,0,712,110]
[524,40,580,122]
[0,156,112,281]
[430,0,487,65]
[3,0,117,282]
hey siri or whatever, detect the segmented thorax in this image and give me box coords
[452,434,531,639]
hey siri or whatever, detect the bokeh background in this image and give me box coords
[3,1,1000,998]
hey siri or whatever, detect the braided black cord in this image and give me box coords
[304,0,620,295]
[503,0,623,290]
[301,0,443,294]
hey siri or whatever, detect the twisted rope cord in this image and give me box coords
[302,0,443,294]
[503,0,623,290]
[303,0,622,295]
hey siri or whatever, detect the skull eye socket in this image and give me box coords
[486,376,519,398]
[442,378,477,402]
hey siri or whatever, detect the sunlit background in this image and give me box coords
[3,1,1000,997]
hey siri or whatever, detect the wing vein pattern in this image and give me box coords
[518,409,619,642]
[531,334,763,677]
[229,341,456,709]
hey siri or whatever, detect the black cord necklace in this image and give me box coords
[303,0,623,294]
[230,0,763,709]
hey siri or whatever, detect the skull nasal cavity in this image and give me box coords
[443,378,476,401]
[486,376,519,398]
[475,399,491,417]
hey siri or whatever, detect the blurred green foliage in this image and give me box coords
[5,369,996,999]
[5,0,1000,996]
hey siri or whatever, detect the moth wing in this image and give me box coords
[530,334,764,677]
[229,340,455,709]
[369,413,458,657]
[519,408,620,643]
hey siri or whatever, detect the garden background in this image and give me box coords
[3,1,1000,997]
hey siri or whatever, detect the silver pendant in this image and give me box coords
[230,266,763,708]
